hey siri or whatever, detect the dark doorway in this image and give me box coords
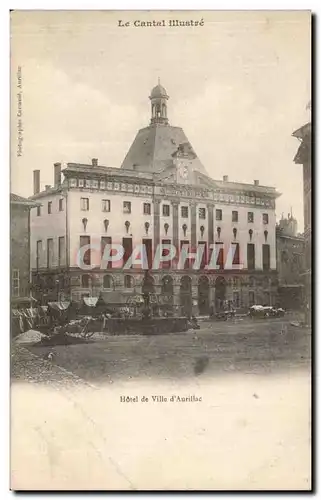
[180,276,192,316]
[198,276,210,315]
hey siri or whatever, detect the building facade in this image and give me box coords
[11,193,39,308]
[276,213,305,310]
[293,121,312,323]
[29,83,280,313]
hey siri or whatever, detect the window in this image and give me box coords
[123,201,131,214]
[36,205,41,217]
[199,207,206,219]
[81,197,89,211]
[59,198,64,211]
[232,210,238,222]
[12,269,20,297]
[101,236,112,269]
[249,276,255,288]
[123,237,133,267]
[92,180,98,189]
[85,180,91,188]
[181,206,189,218]
[102,199,111,212]
[198,241,207,269]
[124,275,134,288]
[58,236,65,266]
[249,291,255,306]
[80,235,91,266]
[47,238,54,268]
[142,239,153,269]
[36,240,42,269]
[263,291,270,306]
[281,250,288,263]
[263,213,269,225]
[216,209,222,221]
[247,243,255,270]
[180,240,190,269]
[163,204,170,217]
[143,203,151,215]
[70,178,77,187]
[232,242,240,265]
[248,212,254,223]
[233,291,240,308]
[103,275,113,289]
[161,239,171,269]
[81,274,90,288]
[215,242,224,270]
[233,277,240,288]
[262,244,270,270]
[48,201,52,214]
[79,179,84,188]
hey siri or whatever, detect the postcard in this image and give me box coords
[10,10,311,491]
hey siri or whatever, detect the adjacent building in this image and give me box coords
[292,121,312,323]
[276,213,305,310]
[29,83,281,313]
[11,193,39,308]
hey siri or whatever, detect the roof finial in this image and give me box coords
[158,76,160,85]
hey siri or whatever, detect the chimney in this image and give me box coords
[33,170,40,195]
[54,162,62,187]
[223,175,229,182]
[92,158,98,167]
[254,179,259,186]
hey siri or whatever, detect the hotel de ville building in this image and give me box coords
[29,82,280,314]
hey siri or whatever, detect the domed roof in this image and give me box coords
[150,83,168,99]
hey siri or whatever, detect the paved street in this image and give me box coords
[12,317,311,385]
[11,317,311,490]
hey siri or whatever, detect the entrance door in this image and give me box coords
[198,276,210,315]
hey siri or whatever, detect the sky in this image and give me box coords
[10,10,311,230]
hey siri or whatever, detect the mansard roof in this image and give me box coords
[120,123,208,176]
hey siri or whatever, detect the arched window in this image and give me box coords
[103,275,113,289]
[124,275,134,289]
[81,274,90,288]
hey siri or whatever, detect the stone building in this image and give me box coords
[292,121,312,323]
[276,213,305,310]
[29,82,280,313]
[11,193,39,308]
